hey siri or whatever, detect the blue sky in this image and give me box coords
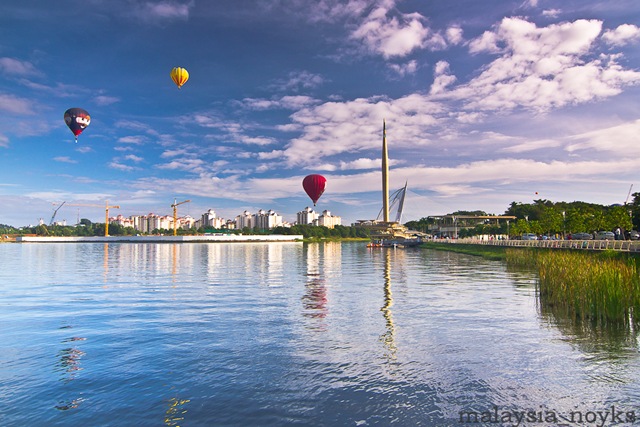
[1,0,640,227]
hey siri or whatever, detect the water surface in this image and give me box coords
[1,242,639,426]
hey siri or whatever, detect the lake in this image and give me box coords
[1,242,639,426]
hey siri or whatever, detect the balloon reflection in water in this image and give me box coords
[57,337,86,382]
[55,330,86,411]
[302,243,328,328]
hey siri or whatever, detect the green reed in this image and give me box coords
[505,248,539,267]
[508,249,640,322]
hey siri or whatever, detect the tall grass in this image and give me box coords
[506,249,640,323]
[505,248,538,267]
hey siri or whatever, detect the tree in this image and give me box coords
[539,206,563,236]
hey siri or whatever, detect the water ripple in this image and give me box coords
[1,243,640,425]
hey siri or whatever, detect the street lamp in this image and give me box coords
[453,216,457,239]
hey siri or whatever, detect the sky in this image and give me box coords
[1,0,640,227]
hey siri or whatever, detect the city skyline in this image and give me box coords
[1,1,640,227]
[44,205,341,231]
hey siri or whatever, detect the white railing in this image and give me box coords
[441,238,640,252]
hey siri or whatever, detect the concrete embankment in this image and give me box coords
[15,235,303,243]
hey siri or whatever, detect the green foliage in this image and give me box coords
[534,250,640,323]
[272,224,369,239]
[503,200,633,238]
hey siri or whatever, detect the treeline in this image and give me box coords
[271,224,370,239]
[405,194,640,238]
[2,219,370,240]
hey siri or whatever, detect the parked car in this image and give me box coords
[595,231,615,240]
[571,232,593,240]
[629,230,639,240]
[521,233,538,240]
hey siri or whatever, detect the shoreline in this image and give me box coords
[15,235,303,243]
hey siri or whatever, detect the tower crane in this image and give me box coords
[66,200,120,236]
[50,201,66,226]
[171,199,191,236]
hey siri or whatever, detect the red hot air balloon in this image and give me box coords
[64,108,91,143]
[303,174,327,206]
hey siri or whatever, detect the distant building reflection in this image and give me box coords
[302,243,328,325]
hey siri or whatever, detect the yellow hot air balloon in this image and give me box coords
[170,67,189,89]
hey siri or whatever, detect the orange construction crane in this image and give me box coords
[171,199,191,236]
[67,200,120,236]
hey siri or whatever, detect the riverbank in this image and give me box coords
[15,234,303,243]
[421,241,508,260]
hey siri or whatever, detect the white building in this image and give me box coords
[106,208,290,234]
[318,210,341,229]
[111,214,134,229]
[235,210,254,229]
[129,213,173,233]
[254,209,283,230]
[177,215,196,230]
[297,207,319,225]
[200,209,226,229]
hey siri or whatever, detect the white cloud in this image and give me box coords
[0,57,40,76]
[395,158,640,193]
[338,158,380,170]
[602,24,640,46]
[270,70,325,92]
[388,60,418,76]
[502,138,561,153]
[283,94,442,165]
[565,119,640,155]
[542,9,561,18]
[280,95,319,109]
[241,98,277,110]
[0,134,8,148]
[118,135,147,145]
[458,18,640,111]
[108,161,137,172]
[446,26,464,45]
[124,154,144,163]
[94,95,120,106]
[0,93,34,115]
[195,114,276,146]
[257,150,285,160]
[156,158,205,173]
[429,61,456,95]
[350,7,433,58]
[133,1,193,22]
[75,146,92,154]
[115,120,152,131]
[468,30,501,54]
[53,156,77,164]
[241,95,318,110]
[161,149,189,158]
[454,112,484,124]
[304,0,371,23]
